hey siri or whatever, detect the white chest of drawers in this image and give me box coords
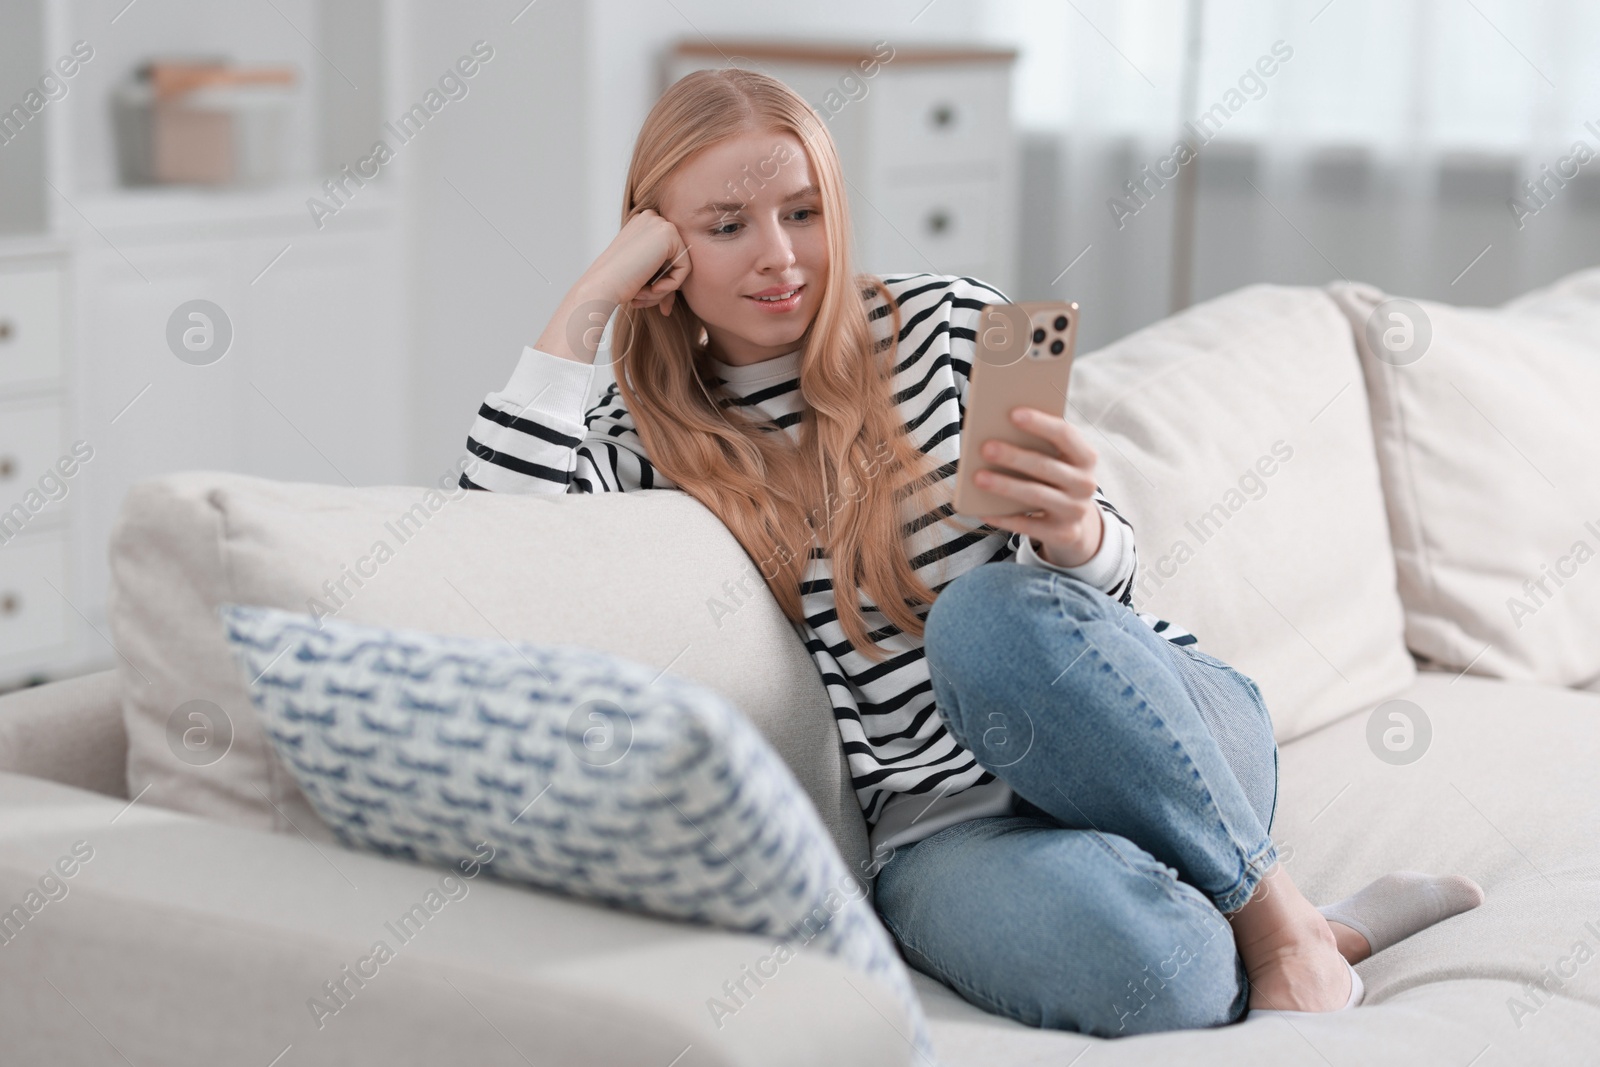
[0,239,76,686]
[662,40,1019,298]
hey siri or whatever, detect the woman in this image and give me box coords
[460,67,1482,1036]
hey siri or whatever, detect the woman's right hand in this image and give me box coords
[581,208,692,318]
[536,209,692,365]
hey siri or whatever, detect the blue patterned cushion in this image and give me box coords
[217,603,933,1058]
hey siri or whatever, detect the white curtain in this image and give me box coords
[979,0,1600,352]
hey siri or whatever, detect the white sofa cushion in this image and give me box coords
[1326,268,1600,687]
[1065,284,1415,742]
[0,773,919,1067]
[106,473,869,872]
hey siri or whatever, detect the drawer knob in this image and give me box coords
[0,319,12,342]
[0,592,18,616]
[0,456,13,479]
[926,209,953,235]
[930,103,956,129]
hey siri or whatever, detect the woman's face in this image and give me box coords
[657,128,830,367]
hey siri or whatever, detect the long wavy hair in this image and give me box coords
[609,68,969,662]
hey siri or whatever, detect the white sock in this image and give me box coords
[1317,871,1485,956]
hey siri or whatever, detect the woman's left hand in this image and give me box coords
[974,406,1104,568]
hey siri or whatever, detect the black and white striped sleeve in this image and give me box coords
[458,345,669,494]
[1013,489,1139,608]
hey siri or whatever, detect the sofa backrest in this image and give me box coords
[107,475,871,872]
[1061,282,1416,740]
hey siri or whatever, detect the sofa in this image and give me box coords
[3,267,1600,1065]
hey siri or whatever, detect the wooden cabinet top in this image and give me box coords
[668,39,1017,66]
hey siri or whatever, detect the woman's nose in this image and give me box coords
[753,216,796,270]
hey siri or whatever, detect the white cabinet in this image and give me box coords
[865,176,1004,282]
[0,267,64,388]
[0,0,412,687]
[0,401,67,507]
[0,208,408,687]
[0,533,70,667]
[0,245,77,685]
[869,65,1013,179]
[662,42,1019,297]
[70,207,408,637]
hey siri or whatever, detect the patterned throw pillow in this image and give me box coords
[216,603,933,1058]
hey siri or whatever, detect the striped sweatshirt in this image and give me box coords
[460,273,1197,853]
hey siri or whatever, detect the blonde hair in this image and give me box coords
[610,68,966,662]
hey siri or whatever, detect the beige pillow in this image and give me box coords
[1066,283,1415,742]
[106,472,870,872]
[1326,269,1600,688]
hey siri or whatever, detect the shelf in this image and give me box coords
[57,177,401,236]
[0,233,71,259]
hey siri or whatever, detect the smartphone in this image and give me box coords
[951,300,1080,517]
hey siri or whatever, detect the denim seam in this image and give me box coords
[1169,642,1279,839]
[1218,836,1279,916]
[1266,745,1281,832]
[1043,573,1277,916]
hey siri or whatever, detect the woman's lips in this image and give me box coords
[745,285,804,313]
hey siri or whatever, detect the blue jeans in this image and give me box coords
[873,562,1281,1037]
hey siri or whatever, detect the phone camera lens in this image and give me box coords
[1054,315,1069,331]
[1050,339,1065,355]
[1032,327,1046,344]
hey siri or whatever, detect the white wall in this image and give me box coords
[403,0,595,485]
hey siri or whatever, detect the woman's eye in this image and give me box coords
[711,209,818,237]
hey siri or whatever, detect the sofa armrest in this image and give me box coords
[0,774,918,1067]
[0,669,126,799]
